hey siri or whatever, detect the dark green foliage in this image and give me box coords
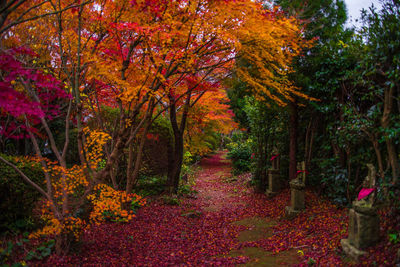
[54,128,79,166]
[226,79,250,129]
[227,131,252,175]
[243,97,289,191]
[134,176,167,197]
[177,183,198,197]
[1,237,55,266]
[0,154,44,234]
[162,195,180,205]
[202,132,220,152]
[142,115,173,176]
[318,162,349,206]
[24,239,55,261]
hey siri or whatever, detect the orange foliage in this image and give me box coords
[27,129,144,241]
[3,0,311,242]
[87,184,146,224]
[83,127,111,170]
[185,87,237,156]
[234,5,315,105]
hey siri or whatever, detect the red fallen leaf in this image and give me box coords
[35,152,399,266]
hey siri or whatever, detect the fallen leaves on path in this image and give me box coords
[40,152,399,266]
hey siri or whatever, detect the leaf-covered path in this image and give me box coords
[43,151,397,266]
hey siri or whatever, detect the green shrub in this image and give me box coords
[0,154,44,234]
[54,128,79,166]
[227,132,252,174]
[134,175,167,196]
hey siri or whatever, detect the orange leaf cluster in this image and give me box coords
[87,184,146,224]
[83,127,111,170]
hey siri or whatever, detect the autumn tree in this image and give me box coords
[0,0,149,253]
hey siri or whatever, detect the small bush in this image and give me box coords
[227,132,252,174]
[162,195,180,205]
[134,175,167,196]
[317,158,351,206]
[0,154,44,234]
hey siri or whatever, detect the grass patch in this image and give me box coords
[228,247,301,266]
[233,217,277,242]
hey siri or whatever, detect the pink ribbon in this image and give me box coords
[296,170,309,176]
[357,188,376,201]
[270,154,280,161]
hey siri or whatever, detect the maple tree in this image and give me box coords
[0,0,313,257]
[0,1,150,254]
[184,89,237,157]
[1,1,400,265]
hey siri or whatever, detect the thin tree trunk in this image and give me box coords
[368,132,385,179]
[381,86,399,183]
[126,117,152,193]
[289,101,298,180]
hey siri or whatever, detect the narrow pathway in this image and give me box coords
[45,151,348,266]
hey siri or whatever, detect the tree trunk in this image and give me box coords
[167,131,184,194]
[126,118,151,193]
[368,132,385,179]
[381,86,399,183]
[166,92,191,194]
[289,101,298,180]
[55,233,73,256]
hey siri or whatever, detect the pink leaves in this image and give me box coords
[0,47,70,139]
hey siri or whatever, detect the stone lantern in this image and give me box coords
[266,151,283,197]
[285,161,306,219]
[341,164,380,261]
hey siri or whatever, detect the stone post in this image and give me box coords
[285,161,306,219]
[341,164,380,261]
[266,153,282,197]
[285,178,305,219]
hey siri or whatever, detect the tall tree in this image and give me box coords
[273,0,348,180]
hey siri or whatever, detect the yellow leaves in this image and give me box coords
[119,86,148,104]
[29,216,85,240]
[28,127,112,241]
[83,127,111,170]
[87,184,145,224]
[338,40,348,48]
[234,7,315,105]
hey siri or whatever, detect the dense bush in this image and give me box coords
[142,115,173,176]
[227,131,252,174]
[134,175,167,197]
[0,154,44,234]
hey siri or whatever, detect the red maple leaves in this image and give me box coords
[0,47,70,139]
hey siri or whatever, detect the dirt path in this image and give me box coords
[192,151,301,266]
[44,151,348,266]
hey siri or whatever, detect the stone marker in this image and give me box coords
[266,151,282,197]
[285,161,306,219]
[341,164,380,261]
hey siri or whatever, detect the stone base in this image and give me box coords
[348,207,380,249]
[341,238,366,261]
[285,206,302,219]
[268,169,282,191]
[289,179,305,210]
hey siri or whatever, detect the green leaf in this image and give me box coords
[41,247,52,257]
[25,251,36,261]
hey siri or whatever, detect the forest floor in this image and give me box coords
[42,151,399,266]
